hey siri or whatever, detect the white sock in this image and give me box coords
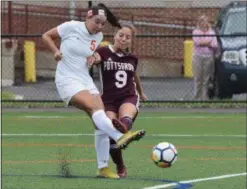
[92,110,123,142]
[95,130,110,169]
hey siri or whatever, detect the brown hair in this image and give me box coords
[121,24,137,37]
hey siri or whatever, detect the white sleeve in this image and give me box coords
[99,33,103,43]
[96,33,104,48]
[57,21,76,39]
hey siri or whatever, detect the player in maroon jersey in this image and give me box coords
[87,24,147,177]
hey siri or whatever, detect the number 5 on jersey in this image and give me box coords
[90,40,96,51]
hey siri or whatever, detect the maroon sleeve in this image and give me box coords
[95,46,109,65]
[132,54,138,71]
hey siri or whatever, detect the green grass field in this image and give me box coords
[2,110,246,189]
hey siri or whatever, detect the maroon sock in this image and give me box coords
[109,117,133,167]
[109,139,124,167]
[120,116,133,130]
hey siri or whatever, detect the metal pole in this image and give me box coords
[25,5,28,34]
[88,1,92,8]
[69,0,76,20]
[8,1,12,34]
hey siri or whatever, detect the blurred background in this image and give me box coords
[1,0,247,104]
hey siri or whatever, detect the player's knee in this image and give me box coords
[82,106,95,116]
[88,104,104,116]
[120,116,133,131]
[80,95,104,115]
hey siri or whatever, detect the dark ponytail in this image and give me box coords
[98,3,122,28]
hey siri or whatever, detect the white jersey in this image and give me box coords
[55,20,103,83]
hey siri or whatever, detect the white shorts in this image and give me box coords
[56,78,99,105]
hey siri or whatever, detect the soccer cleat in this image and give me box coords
[131,130,146,141]
[117,130,146,149]
[112,118,128,133]
[96,167,120,179]
[117,165,127,178]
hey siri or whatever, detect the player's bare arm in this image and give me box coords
[42,27,62,61]
[134,72,148,101]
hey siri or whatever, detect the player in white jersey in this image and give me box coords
[42,3,145,179]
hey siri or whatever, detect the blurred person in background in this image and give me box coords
[87,24,147,177]
[192,15,218,100]
[42,3,145,179]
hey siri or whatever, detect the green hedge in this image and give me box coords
[1,91,16,100]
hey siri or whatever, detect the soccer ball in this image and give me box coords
[151,142,178,168]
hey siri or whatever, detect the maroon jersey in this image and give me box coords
[96,46,138,102]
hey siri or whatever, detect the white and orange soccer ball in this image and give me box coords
[151,142,178,168]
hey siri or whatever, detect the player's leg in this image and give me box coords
[71,91,121,178]
[111,96,140,177]
[71,91,145,148]
[73,92,145,178]
[117,102,139,177]
[105,111,120,158]
[56,82,119,178]
[115,95,141,138]
[112,95,140,133]
[57,83,144,178]
[104,107,126,178]
[94,129,113,177]
[118,103,138,130]
[71,91,123,142]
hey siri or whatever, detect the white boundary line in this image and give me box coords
[24,116,64,118]
[2,133,93,137]
[22,116,246,119]
[2,133,246,138]
[142,172,247,189]
[148,134,246,138]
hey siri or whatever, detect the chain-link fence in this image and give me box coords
[1,1,247,103]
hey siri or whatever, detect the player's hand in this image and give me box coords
[140,93,148,101]
[54,50,62,61]
[93,52,101,63]
[87,56,96,68]
[87,52,101,68]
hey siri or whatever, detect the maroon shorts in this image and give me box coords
[103,95,140,114]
